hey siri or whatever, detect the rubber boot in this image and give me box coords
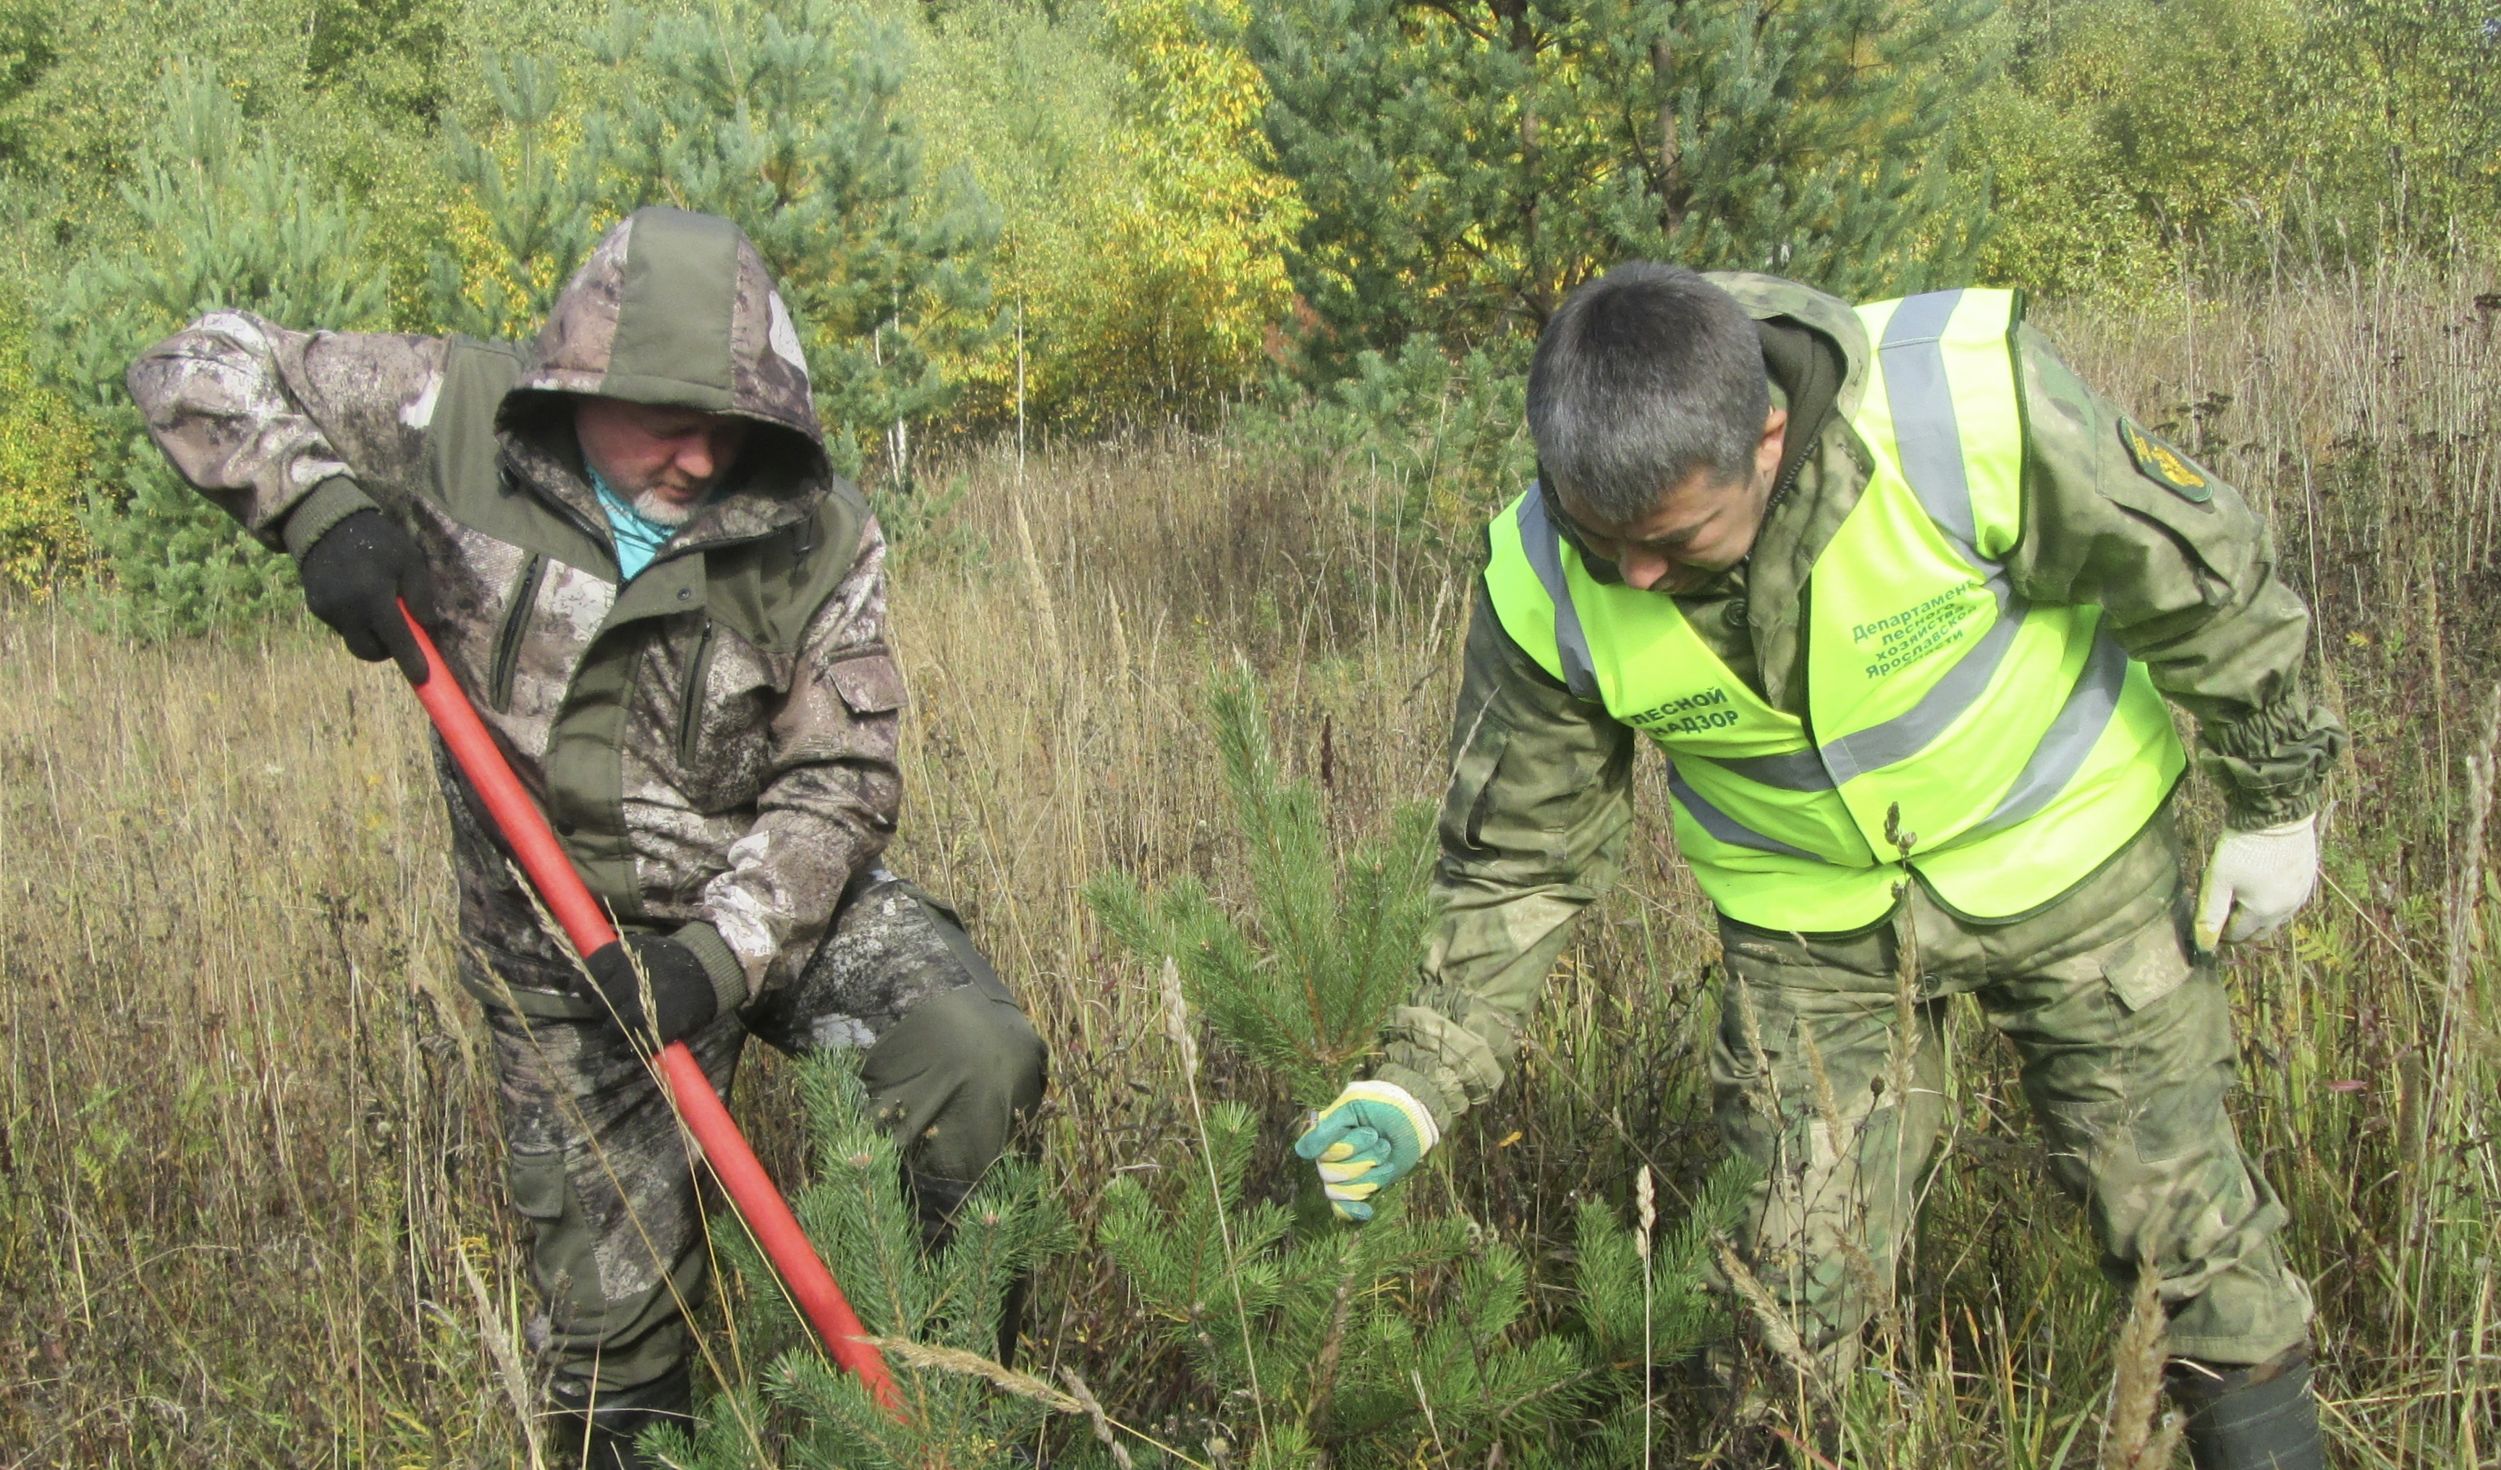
[2168,1345,2324,1470]
[907,1165,975,1250]
[546,1365,694,1470]
[908,1166,1031,1368]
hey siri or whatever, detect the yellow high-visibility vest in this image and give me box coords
[1484,289,2183,930]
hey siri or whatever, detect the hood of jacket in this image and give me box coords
[1705,271,1871,427]
[497,207,831,503]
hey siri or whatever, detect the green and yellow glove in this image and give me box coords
[1294,1080,1440,1222]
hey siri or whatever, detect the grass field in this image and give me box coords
[3,259,2497,1466]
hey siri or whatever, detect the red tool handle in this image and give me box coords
[398,601,901,1413]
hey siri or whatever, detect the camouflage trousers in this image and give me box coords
[458,868,1048,1416]
[1708,803,2312,1380]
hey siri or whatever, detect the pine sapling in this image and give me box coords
[1086,669,1757,1465]
[647,1051,1070,1470]
[1086,668,1435,1107]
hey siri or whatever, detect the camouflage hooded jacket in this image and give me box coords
[1370,273,2349,1129]
[128,208,901,1016]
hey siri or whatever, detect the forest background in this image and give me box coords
[1,0,2498,1465]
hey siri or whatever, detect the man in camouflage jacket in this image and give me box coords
[1296,265,2341,1467]
[130,208,1046,1468]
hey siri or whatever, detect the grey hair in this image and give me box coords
[1526,262,1770,524]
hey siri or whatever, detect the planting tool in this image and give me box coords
[396,598,902,1413]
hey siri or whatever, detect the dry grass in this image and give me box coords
[0,612,498,1464]
[3,259,2498,1465]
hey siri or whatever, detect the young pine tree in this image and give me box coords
[646,1052,1071,1469]
[427,51,606,343]
[49,63,386,635]
[1092,1096,1597,1466]
[583,0,999,488]
[1086,672,1751,1466]
[1088,670,1436,1108]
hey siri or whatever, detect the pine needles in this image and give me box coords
[1086,667,1436,1106]
[658,1053,1074,1469]
[1084,668,1757,1466]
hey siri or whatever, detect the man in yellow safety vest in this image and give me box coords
[1296,263,2341,1467]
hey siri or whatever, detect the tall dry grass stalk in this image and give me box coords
[2422,679,2501,1174]
[1159,956,1267,1444]
[2098,1266,2184,1470]
[453,1241,541,1467]
[1635,1163,1657,1470]
[1714,1241,1821,1391]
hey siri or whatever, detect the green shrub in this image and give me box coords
[1958,81,2169,303]
[49,63,385,635]
[1230,333,1535,557]
[0,290,92,594]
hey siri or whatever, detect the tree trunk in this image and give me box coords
[1652,36,1686,237]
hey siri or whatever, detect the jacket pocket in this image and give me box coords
[676,618,719,769]
[1441,711,1512,857]
[2099,919,2194,1012]
[827,648,906,716]
[488,552,547,713]
[506,1142,567,1223]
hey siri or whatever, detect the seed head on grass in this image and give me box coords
[1637,1165,1656,1470]
[1161,955,1200,1088]
[858,1335,1081,1414]
[1716,1238,1822,1391]
[1058,1368,1139,1470]
[1730,976,1783,1121]
[2100,1262,2184,1470]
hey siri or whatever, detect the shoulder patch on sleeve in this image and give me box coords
[2118,418,2213,503]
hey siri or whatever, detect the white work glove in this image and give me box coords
[2194,814,2319,950]
[1294,1080,1440,1222]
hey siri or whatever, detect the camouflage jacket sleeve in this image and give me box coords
[1370,594,1638,1129]
[694,514,904,999]
[2008,324,2346,827]
[125,310,445,554]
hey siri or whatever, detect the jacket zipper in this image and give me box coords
[502,456,612,559]
[676,618,717,768]
[489,552,548,712]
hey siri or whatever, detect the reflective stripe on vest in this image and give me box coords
[1970,624,2130,837]
[1516,490,1600,702]
[1482,288,2183,927]
[1667,767,1827,862]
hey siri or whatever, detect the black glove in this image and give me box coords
[296,508,430,684]
[582,936,720,1047]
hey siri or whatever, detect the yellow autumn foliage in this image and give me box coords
[440,191,573,335]
[1094,0,1304,399]
[0,298,94,596]
[913,0,1303,431]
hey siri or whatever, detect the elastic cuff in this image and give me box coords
[2223,784,2322,830]
[282,476,381,559]
[670,921,750,1016]
[1364,1064,1458,1143]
